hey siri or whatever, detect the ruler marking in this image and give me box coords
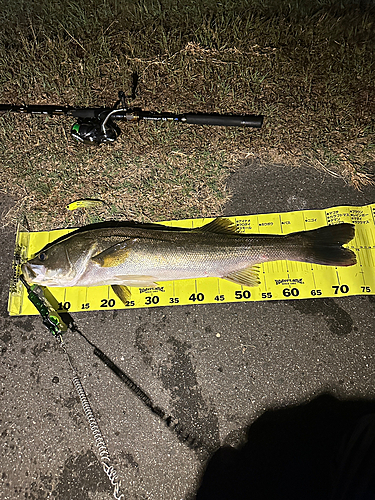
[311,265,317,293]
[369,248,375,268]
[371,206,375,227]
[360,270,366,288]
[335,269,341,287]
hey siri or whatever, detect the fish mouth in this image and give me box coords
[21,260,77,286]
[21,262,37,282]
[21,261,50,284]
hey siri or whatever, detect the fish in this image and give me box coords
[21,218,356,304]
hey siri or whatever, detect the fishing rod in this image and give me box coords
[0,90,264,145]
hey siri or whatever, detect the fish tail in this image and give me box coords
[290,223,356,266]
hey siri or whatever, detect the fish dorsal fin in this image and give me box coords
[223,265,261,287]
[192,217,238,235]
[92,238,138,267]
[111,285,132,305]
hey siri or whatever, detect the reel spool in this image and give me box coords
[71,118,121,145]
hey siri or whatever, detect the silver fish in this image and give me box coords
[21,218,356,304]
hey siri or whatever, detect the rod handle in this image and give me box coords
[183,113,264,128]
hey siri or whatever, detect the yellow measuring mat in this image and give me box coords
[8,204,375,316]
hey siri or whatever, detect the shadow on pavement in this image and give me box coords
[195,393,375,500]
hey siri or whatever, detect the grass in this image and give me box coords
[0,0,374,229]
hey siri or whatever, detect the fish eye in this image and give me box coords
[39,252,47,261]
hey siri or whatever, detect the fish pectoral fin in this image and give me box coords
[111,285,132,305]
[193,217,239,235]
[223,265,261,287]
[92,239,138,267]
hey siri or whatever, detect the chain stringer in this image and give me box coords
[59,336,125,500]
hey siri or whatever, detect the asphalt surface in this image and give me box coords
[1,161,374,499]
